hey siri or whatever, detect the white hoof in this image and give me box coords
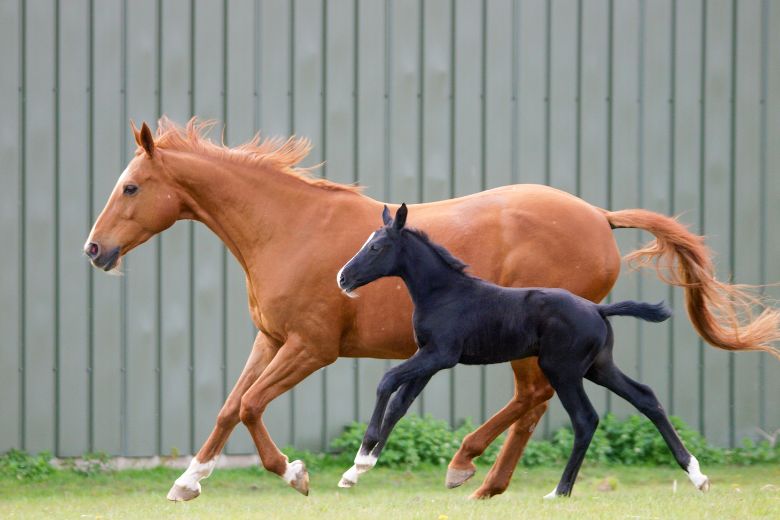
[283,459,309,496]
[687,456,710,492]
[543,487,558,500]
[167,482,201,502]
[339,465,360,488]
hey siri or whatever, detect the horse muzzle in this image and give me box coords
[84,242,121,271]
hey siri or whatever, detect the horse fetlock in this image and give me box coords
[686,456,710,491]
[167,456,217,502]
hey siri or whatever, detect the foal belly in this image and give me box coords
[458,338,537,365]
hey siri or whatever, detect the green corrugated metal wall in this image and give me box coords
[1,0,779,457]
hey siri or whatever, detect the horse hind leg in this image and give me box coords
[585,355,710,492]
[539,358,599,498]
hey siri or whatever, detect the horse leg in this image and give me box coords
[167,331,277,502]
[540,363,599,499]
[586,355,710,491]
[339,374,433,488]
[340,349,451,488]
[448,358,553,493]
[239,334,337,496]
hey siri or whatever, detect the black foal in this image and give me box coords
[335,204,710,498]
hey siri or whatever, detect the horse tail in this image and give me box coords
[603,208,780,361]
[598,300,672,323]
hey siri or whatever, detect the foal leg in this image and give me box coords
[239,334,337,496]
[540,363,599,498]
[447,358,553,492]
[338,375,432,488]
[167,331,277,502]
[586,357,710,491]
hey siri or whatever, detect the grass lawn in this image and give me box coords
[1,463,778,519]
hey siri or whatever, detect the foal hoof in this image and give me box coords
[698,477,710,493]
[445,466,476,489]
[166,483,201,502]
[338,465,359,488]
[284,460,310,496]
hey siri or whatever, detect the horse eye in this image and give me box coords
[370,243,380,251]
[123,184,138,196]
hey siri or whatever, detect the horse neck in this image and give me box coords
[163,149,329,272]
[398,236,468,308]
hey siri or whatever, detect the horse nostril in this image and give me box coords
[86,242,100,259]
[339,273,347,287]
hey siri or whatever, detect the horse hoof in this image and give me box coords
[468,488,495,500]
[338,465,359,488]
[698,477,710,492]
[166,483,201,502]
[285,460,309,496]
[543,487,559,500]
[445,466,476,489]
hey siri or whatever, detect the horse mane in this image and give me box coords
[403,227,470,274]
[150,116,361,194]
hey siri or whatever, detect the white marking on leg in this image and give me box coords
[336,232,376,298]
[173,457,217,492]
[543,486,558,500]
[339,465,361,487]
[282,459,305,484]
[686,455,709,490]
[354,449,378,471]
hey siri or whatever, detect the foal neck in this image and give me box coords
[398,232,471,307]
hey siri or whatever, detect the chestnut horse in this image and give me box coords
[85,119,780,502]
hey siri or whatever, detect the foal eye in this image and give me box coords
[369,244,380,251]
[123,184,139,196]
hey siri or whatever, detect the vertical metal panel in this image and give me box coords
[670,0,703,427]
[578,0,610,423]
[224,0,258,456]
[23,0,57,454]
[290,0,325,450]
[355,0,389,425]
[159,0,194,457]
[732,0,763,445]
[638,0,672,409]
[701,0,734,447]
[257,0,293,449]
[0,0,22,452]
[191,0,227,451]
[90,0,123,454]
[124,0,160,457]
[418,0,453,423]
[451,0,483,425]
[57,0,90,457]
[608,0,642,418]
[323,0,359,444]
[762,0,780,436]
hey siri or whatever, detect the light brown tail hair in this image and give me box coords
[605,208,780,361]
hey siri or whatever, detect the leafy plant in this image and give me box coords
[0,449,54,481]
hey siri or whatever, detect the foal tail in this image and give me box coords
[603,208,780,361]
[598,300,672,323]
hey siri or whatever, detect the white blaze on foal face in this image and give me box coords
[336,231,376,297]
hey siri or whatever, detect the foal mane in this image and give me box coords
[403,228,470,274]
[151,117,361,193]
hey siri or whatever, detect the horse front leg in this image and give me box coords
[167,331,278,502]
[446,358,553,495]
[239,334,337,496]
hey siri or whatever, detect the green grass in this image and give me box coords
[1,464,778,519]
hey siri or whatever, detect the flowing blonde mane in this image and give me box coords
[150,116,361,193]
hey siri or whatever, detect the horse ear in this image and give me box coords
[393,203,408,230]
[130,120,143,148]
[139,121,155,157]
[382,205,393,226]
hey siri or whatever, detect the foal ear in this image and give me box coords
[139,121,155,158]
[393,203,408,230]
[382,205,393,226]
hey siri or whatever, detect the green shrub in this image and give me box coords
[0,449,54,481]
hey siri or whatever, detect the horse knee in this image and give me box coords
[216,402,241,430]
[239,396,266,425]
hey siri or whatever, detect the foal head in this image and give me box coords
[84,121,183,271]
[336,204,409,297]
